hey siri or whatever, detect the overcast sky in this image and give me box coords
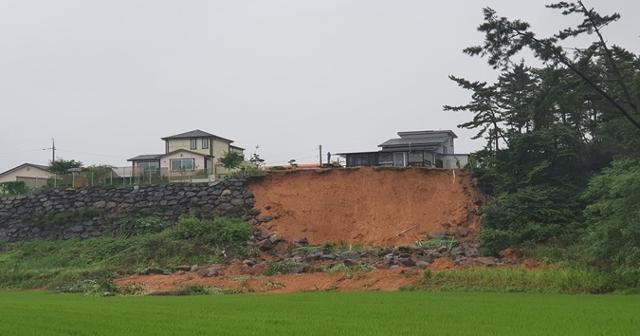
[0,0,638,171]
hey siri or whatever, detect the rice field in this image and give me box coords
[0,291,638,335]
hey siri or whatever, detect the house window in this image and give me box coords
[202,138,209,149]
[170,158,195,171]
[190,139,197,150]
[378,153,394,166]
[139,161,160,172]
[408,151,425,167]
[393,152,406,167]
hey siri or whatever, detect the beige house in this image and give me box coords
[0,163,52,188]
[128,130,245,181]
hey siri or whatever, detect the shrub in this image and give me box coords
[219,151,245,170]
[480,186,584,255]
[118,217,169,236]
[227,166,267,179]
[582,159,640,286]
[172,217,252,248]
[0,181,29,195]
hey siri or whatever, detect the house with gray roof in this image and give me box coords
[128,130,245,181]
[337,130,468,169]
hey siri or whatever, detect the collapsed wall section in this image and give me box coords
[248,168,483,246]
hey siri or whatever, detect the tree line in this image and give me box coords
[448,1,639,284]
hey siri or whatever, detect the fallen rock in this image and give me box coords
[416,260,431,269]
[197,264,225,277]
[398,257,416,267]
[476,257,497,267]
[256,239,273,251]
[256,215,274,223]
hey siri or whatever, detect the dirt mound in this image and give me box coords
[248,168,483,246]
[114,268,421,294]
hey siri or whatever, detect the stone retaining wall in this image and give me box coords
[0,179,254,242]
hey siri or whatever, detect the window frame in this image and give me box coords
[202,138,209,149]
[140,161,160,172]
[170,158,195,171]
[190,138,197,150]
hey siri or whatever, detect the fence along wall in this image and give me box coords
[41,167,218,189]
[0,179,255,242]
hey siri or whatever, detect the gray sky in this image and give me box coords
[1,0,638,171]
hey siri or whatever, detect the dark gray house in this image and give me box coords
[337,130,468,169]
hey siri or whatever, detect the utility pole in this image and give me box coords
[43,138,56,163]
[318,145,323,166]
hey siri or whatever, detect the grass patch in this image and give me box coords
[264,260,304,276]
[151,284,226,296]
[0,217,252,290]
[412,267,616,294]
[0,291,637,335]
[415,236,458,249]
[323,262,373,278]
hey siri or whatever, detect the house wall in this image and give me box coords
[160,151,207,171]
[166,138,212,156]
[212,138,231,161]
[213,138,234,177]
[444,137,455,154]
[0,166,51,184]
[439,154,469,169]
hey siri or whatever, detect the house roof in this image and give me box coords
[161,129,234,143]
[378,130,456,149]
[334,151,382,156]
[127,154,162,162]
[336,130,458,156]
[0,163,49,178]
[230,145,245,151]
[397,130,457,138]
[128,149,215,162]
[161,149,213,158]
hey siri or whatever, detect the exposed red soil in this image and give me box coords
[248,168,483,246]
[114,268,421,294]
[430,257,456,271]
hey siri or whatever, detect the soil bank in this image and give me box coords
[248,168,483,246]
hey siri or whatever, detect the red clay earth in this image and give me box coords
[114,268,421,294]
[115,168,490,294]
[248,167,483,246]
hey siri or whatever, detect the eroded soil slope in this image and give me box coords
[248,168,483,246]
